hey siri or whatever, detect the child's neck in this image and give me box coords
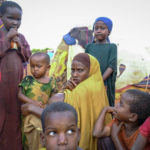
[124,122,139,137]
[95,39,108,44]
[34,75,50,84]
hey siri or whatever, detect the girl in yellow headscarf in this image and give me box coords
[49,53,112,150]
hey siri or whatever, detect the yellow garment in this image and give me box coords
[24,114,43,150]
[49,39,69,78]
[49,39,69,91]
[64,54,112,150]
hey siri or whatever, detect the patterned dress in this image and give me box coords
[19,75,58,150]
[19,75,58,104]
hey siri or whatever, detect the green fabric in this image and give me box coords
[85,43,117,106]
[19,76,58,104]
[19,75,58,149]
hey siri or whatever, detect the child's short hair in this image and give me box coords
[126,89,150,125]
[30,52,50,65]
[0,1,22,15]
[41,102,78,132]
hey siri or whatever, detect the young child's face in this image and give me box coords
[1,7,22,31]
[114,92,132,122]
[42,111,80,150]
[94,21,109,43]
[71,60,89,85]
[30,56,49,79]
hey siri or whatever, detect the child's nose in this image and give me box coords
[72,71,78,77]
[34,66,39,71]
[12,20,19,26]
[58,133,67,145]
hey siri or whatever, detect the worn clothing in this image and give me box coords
[139,117,150,150]
[0,26,31,149]
[19,75,58,105]
[19,75,58,150]
[107,119,139,150]
[97,137,116,150]
[64,54,111,150]
[85,43,117,106]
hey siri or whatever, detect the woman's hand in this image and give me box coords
[64,78,77,91]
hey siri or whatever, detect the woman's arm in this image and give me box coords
[93,106,114,138]
[102,67,113,81]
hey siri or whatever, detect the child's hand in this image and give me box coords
[104,106,115,113]
[111,121,124,138]
[64,78,77,91]
[32,101,44,108]
[21,103,32,116]
[12,36,21,48]
[6,28,18,41]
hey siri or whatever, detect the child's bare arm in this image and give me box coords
[18,87,43,107]
[93,106,114,138]
[131,133,148,150]
[21,103,43,118]
[111,122,125,150]
[102,67,113,81]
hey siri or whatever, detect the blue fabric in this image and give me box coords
[93,17,113,32]
[63,33,76,45]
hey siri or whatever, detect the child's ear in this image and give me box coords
[77,128,80,143]
[40,132,46,147]
[129,113,138,122]
[47,64,50,69]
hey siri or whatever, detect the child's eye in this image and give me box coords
[100,27,105,30]
[66,129,74,135]
[8,17,13,19]
[71,69,75,73]
[48,131,56,136]
[78,69,83,73]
